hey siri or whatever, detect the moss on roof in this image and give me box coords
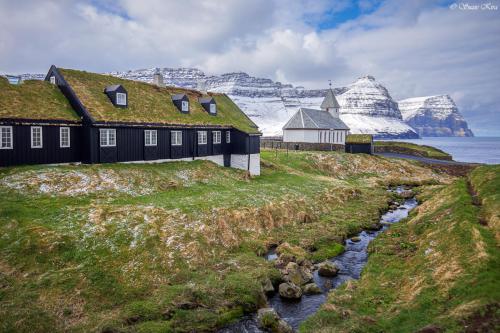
[59,68,260,134]
[0,77,80,122]
[346,134,373,144]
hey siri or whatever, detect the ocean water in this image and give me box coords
[386,137,500,164]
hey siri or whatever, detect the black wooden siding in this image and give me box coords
[0,125,82,167]
[345,143,373,154]
[92,127,241,164]
[1,124,259,167]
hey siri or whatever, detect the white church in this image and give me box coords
[282,88,350,144]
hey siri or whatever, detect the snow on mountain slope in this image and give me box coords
[337,76,419,138]
[10,67,472,138]
[104,68,421,138]
[399,95,473,137]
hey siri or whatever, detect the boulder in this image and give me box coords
[283,262,313,286]
[400,190,414,199]
[278,282,302,299]
[317,261,339,277]
[257,308,294,333]
[389,204,398,210]
[366,223,383,231]
[262,278,275,295]
[274,253,295,269]
[350,236,361,242]
[303,283,322,295]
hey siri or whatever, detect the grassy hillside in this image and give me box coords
[0,151,452,332]
[300,165,500,332]
[375,141,452,160]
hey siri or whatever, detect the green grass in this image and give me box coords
[345,134,373,144]
[0,151,451,332]
[0,77,80,121]
[375,141,452,160]
[300,165,500,333]
[59,68,259,133]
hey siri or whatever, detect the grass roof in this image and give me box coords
[59,68,260,134]
[0,77,80,122]
[346,134,373,144]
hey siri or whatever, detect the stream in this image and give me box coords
[219,187,418,332]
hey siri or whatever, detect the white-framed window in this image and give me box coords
[145,130,157,146]
[171,131,182,146]
[116,93,127,106]
[213,131,221,144]
[181,100,189,112]
[60,127,70,148]
[50,76,56,85]
[31,126,43,148]
[0,126,13,149]
[100,129,116,147]
[226,131,231,143]
[197,131,207,145]
[209,104,216,114]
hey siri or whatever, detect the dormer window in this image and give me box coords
[116,93,127,106]
[199,96,217,116]
[104,84,128,108]
[172,94,189,113]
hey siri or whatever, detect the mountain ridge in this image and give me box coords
[8,68,472,138]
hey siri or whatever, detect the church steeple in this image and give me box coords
[320,82,341,118]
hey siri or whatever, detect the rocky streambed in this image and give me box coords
[220,187,418,333]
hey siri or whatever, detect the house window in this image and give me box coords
[209,104,216,114]
[213,131,221,144]
[31,126,43,148]
[50,76,56,85]
[226,131,231,143]
[198,131,207,145]
[0,126,13,149]
[144,130,157,146]
[181,100,189,112]
[100,129,116,147]
[60,127,70,148]
[116,93,127,106]
[171,131,182,146]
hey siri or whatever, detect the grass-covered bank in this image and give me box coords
[0,151,451,332]
[300,165,500,333]
[375,141,452,160]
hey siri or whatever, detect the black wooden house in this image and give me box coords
[0,66,261,175]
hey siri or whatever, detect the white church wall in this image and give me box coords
[283,130,305,142]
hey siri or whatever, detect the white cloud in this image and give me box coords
[0,0,499,135]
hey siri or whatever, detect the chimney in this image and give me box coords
[153,68,164,87]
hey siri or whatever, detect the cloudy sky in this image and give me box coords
[1,0,499,135]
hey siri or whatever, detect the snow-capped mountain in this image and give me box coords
[399,95,473,137]
[13,67,470,138]
[337,75,418,138]
[107,68,419,138]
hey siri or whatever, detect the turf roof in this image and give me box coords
[59,68,260,134]
[0,77,80,122]
[345,134,373,144]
